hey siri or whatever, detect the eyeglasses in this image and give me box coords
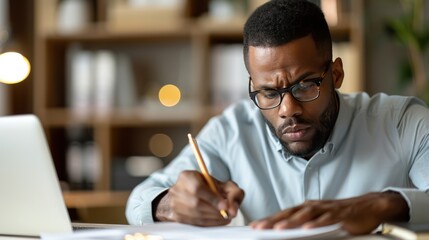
[248,62,331,110]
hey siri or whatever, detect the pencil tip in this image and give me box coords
[220,210,229,220]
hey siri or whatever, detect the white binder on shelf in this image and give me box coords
[211,44,248,108]
[94,50,116,117]
[67,47,94,119]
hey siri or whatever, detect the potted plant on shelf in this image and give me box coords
[385,0,429,102]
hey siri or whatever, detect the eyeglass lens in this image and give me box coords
[255,81,320,109]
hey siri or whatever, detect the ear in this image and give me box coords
[331,57,344,89]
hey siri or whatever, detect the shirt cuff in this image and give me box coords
[383,187,429,223]
[126,186,169,225]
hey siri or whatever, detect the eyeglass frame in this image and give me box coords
[248,61,332,110]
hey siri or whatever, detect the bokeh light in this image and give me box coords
[0,52,31,84]
[149,133,173,158]
[158,84,181,107]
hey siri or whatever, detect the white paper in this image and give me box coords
[41,223,346,240]
[137,222,346,240]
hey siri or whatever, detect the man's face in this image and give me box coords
[248,36,343,159]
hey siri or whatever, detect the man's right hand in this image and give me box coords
[153,170,244,226]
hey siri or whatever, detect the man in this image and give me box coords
[126,0,429,235]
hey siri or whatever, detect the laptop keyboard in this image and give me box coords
[72,222,129,231]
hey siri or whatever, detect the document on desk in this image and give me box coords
[42,223,346,240]
[139,222,346,239]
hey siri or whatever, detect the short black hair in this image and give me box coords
[243,0,332,71]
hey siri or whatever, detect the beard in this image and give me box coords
[264,92,339,159]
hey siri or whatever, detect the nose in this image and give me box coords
[278,93,303,118]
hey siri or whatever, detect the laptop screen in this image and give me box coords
[0,115,73,236]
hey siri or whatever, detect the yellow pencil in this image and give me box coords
[187,133,229,220]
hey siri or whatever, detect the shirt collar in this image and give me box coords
[324,91,354,155]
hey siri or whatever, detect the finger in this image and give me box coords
[171,188,231,226]
[171,203,231,226]
[221,181,245,217]
[179,213,231,226]
[194,174,230,210]
[273,205,325,229]
[226,201,240,218]
[170,171,232,225]
[250,207,302,229]
[170,184,224,221]
[171,172,226,221]
[177,201,232,226]
[301,211,340,229]
[178,171,224,210]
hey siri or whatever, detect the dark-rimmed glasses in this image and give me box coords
[249,62,331,110]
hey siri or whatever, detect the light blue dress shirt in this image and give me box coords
[126,92,429,225]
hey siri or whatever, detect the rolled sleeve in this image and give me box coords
[125,138,208,225]
[126,186,169,225]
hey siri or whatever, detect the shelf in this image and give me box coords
[63,191,130,208]
[42,107,208,127]
[43,23,194,43]
[42,20,351,44]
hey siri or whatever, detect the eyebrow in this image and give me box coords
[254,70,319,90]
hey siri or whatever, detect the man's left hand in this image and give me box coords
[250,191,409,235]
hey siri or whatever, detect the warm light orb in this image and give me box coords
[0,52,31,84]
[149,133,173,158]
[158,84,181,107]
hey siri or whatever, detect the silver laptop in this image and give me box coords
[0,115,73,237]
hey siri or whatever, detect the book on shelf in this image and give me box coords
[65,126,101,190]
[382,222,429,240]
[67,45,142,116]
[66,140,101,190]
[115,53,138,109]
[107,0,187,32]
[211,44,248,109]
[94,50,116,117]
[0,83,8,116]
[67,46,94,119]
